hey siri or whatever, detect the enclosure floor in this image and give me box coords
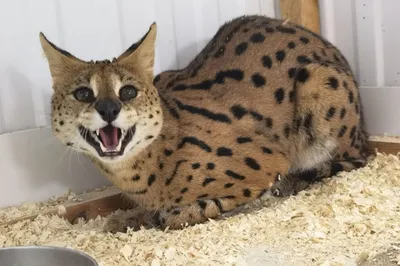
[1,153,400,266]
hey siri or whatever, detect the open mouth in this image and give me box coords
[79,124,135,157]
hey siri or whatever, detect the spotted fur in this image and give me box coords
[40,15,368,232]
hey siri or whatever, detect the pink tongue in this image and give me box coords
[99,126,119,151]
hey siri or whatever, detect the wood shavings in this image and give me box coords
[1,154,400,265]
[120,244,133,261]
[0,186,116,225]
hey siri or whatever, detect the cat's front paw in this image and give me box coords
[104,209,159,233]
[270,174,310,197]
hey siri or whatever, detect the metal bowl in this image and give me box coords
[0,246,98,266]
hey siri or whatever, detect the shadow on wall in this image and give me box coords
[0,127,109,207]
[5,66,37,132]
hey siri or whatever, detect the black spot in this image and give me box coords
[188,162,200,170]
[350,126,357,138]
[262,56,272,69]
[175,197,183,204]
[213,199,224,213]
[348,91,354,103]
[225,170,246,180]
[147,174,156,186]
[250,111,263,121]
[250,33,265,43]
[132,175,140,181]
[251,73,266,87]
[66,142,73,146]
[273,134,280,141]
[231,104,248,119]
[174,99,232,124]
[262,147,273,154]
[222,195,236,199]
[340,108,346,119]
[330,162,344,176]
[343,151,350,160]
[153,74,161,85]
[215,69,244,83]
[326,107,336,120]
[343,81,348,89]
[217,147,233,156]
[198,200,207,210]
[243,189,252,197]
[299,36,310,44]
[134,189,148,195]
[338,125,348,138]
[296,68,310,83]
[202,177,217,186]
[276,26,296,34]
[265,27,275,33]
[274,88,285,104]
[164,149,173,156]
[237,137,252,144]
[276,50,286,62]
[165,159,188,185]
[59,121,64,126]
[214,46,225,58]
[180,187,189,194]
[288,67,297,79]
[303,113,314,141]
[245,157,261,170]
[146,135,154,140]
[297,55,312,64]
[190,80,214,90]
[312,52,321,61]
[289,90,296,102]
[224,183,234,188]
[284,124,291,138]
[265,117,273,128]
[287,41,296,49]
[207,163,215,170]
[327,77,339,89]
[334,54,341,63]
[177,136,212,152]
[235,42,248,55]
[198,194,208,199]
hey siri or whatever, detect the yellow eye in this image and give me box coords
[119,85,138,101]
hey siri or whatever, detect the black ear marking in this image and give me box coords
[39,32,75,58]
[120,22,157,57]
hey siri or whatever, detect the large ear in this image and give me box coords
[117,23,157,81]
[39,33,86,79]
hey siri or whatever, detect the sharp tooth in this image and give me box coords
[96,129,99,136]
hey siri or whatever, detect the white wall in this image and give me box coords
[0,0,277,207]
[319,0,400,135]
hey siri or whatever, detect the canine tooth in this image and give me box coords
[96,129,99,136]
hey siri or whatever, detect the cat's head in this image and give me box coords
[40,23,163,163]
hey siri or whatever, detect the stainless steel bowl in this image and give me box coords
[0,246,98,266]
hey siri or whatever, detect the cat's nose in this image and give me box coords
[95,98,121,123]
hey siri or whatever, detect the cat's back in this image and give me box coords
[155,15,352,102]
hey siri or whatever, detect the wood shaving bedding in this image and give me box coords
[1,153,400,266]
[0,186,114,225]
